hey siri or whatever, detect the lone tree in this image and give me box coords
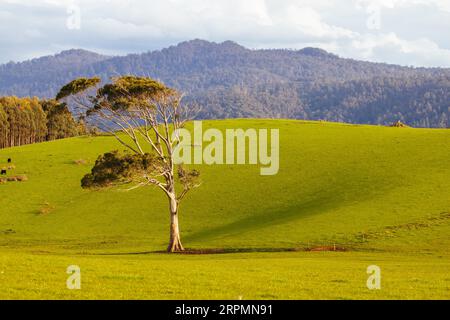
[56,76,200,252]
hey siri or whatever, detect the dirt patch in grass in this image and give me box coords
[153,247,348,255]
[1,229,16,235]
[95,246,353,256]
[38,202,55,215]
[1,175,28,183]
[164,248,235,255]
[168,248,302,255]
[73,159,88,165]
[307,245,347,252]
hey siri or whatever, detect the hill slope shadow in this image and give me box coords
[184,174,392,244]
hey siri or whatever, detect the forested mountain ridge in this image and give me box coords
[0,40,449,127]
[0,49,110,100]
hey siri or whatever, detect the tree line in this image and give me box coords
[0,96,85,149]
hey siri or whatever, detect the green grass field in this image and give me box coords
[0,119,449,299]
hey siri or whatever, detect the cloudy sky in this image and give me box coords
[1,0,450,67]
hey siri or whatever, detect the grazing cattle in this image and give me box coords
[1,170,6,175]
[7,158,12,163]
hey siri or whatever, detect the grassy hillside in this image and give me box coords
[1,119,449,252]
[0,119,449,299]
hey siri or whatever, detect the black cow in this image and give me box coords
[7,158,11,163]
[1,170,6,175]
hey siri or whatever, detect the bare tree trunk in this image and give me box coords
[167,195,184,253]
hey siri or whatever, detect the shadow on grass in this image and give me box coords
[183,172,393,244]
[91,169,394,256]
[92,247,301,256]
[91,245,349,255]
[183,194,339,244]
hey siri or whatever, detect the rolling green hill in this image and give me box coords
[0,119,449,299]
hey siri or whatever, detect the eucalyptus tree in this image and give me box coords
[56,76,200,252]
[41,99,79,141]
[0,97,47,148]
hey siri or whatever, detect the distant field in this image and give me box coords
[0,119,449,299]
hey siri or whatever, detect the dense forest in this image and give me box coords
[0,40,449,127]
[0,97,83,149]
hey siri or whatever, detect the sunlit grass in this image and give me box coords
[0,119,449,299]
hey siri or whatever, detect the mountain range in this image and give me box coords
[0,39,449,127]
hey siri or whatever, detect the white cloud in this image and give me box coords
[0,0,450,67]
[347,32,450,66]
